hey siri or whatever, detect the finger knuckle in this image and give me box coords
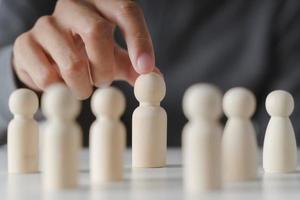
[116,1,142,18]
[35,15,55,29]
[84,20,112,40]
[14,32,32,50]
[55,0,75,10]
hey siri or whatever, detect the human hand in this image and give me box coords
[13,0,158,99]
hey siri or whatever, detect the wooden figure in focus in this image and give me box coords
[132,72,167,168]
[263,90,297,173]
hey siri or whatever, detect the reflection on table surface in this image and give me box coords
[0,148,300,200]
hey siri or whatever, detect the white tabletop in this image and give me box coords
[0,147,300,200]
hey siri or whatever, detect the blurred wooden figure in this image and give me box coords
[42,84,82,190]
[182,84,223,192]
[222,87,258,181]
[8,89,39,173]
[90,87,126,185]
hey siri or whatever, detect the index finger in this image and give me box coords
[90,0,155,74]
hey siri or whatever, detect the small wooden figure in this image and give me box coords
[8,89,39,173]
[42,84,82,190]
[182,83,223,192]
[90,87,126,184]
[222,87,258,181]
[263,90,297,173]
[132,72,167,168]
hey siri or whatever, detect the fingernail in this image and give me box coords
[95,81,112,88]
[137,53,154,73]
[153,66,162,74]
